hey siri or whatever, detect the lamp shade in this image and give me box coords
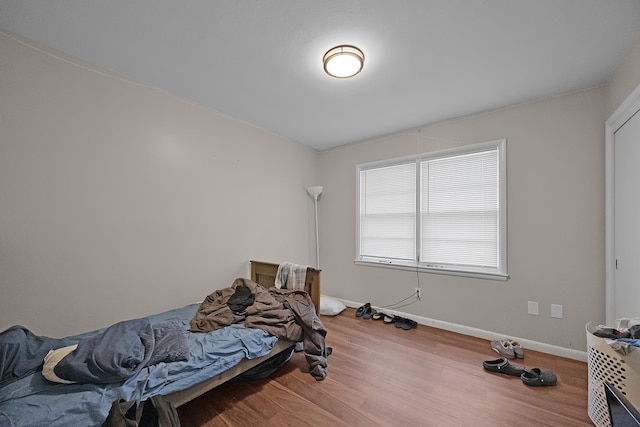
[306,186,323,199]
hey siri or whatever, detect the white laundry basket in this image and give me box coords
[586,322,640,426]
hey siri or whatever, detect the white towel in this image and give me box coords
[274,262,309,291]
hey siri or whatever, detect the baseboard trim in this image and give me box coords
[336,298,587,362]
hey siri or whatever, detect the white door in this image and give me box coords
[614,108,640,321]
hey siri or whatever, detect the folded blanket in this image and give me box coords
[274,262,309,291]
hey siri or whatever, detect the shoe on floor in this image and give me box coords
[372,311,385,321]
[490,340,516,359]
[356,302,370,317]
[362,306,374,319]
[394,316,417,330]
[506,339,524,358]
[401,318,417,330]
[521,368,557,386]
[394,316,404,328]
[482,357,525,376]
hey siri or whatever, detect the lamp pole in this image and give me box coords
[306,186,323,269]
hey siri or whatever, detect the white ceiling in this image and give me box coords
[1,1,640,151]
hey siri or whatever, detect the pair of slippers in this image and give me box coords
[393,316,417,330]
[355,303,374,319]
[482,357,557,386]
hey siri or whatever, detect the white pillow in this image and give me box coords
[319,295,346,316]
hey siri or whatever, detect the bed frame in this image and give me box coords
[249,260,320,311]
[164,260,320,406]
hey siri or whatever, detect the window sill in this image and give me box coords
[353,260,509,282]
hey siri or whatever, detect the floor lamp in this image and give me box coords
[306,186,323,269]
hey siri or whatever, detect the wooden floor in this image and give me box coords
[177,308,592,427]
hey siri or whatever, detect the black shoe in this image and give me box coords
[401,318,417,330]
[394,316,417,330]
[394,316,406,328]
[482,358,525,377]
[521,368,557,386]
[363,306,374,319]
[356,302,370,317]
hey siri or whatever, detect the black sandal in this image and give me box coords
[355,302,370,317]
[362,305,374,319]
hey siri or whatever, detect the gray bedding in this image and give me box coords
[1,319,189,386]
[0,304,280,427]
[54,319,189,384]
[0,325,69,386]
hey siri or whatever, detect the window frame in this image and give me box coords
[355,139,508,281]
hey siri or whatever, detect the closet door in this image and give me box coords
[614,108,640,320]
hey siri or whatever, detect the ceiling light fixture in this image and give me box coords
[323,45,364,78]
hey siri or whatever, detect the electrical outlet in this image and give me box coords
[528,301,539,315]
[415,287,422,301]
[551,304,563,319]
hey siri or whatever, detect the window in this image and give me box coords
[356,139,507,280]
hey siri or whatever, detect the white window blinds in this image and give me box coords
[420,149,499,270]
[359,162,416,262]
[356,140,507,279]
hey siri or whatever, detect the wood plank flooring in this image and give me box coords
[177,308,592,427]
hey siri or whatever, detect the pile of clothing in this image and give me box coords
[190,278,330,380]
[592,318,640,355]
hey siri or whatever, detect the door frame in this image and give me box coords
[605,82,640,325]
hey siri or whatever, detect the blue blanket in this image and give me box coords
[54,318,157,384]
[0,304,278,427]
[0,326,70,386]
[2,319,190,386]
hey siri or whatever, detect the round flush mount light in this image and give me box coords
[323,44,364,78]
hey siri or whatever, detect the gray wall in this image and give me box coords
[2,28,640,354]
[318,87,606,353]
[316,32,640,354]
[0,32,319,336]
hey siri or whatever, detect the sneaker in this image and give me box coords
[490,339,515,359]
[506,339,524,358]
